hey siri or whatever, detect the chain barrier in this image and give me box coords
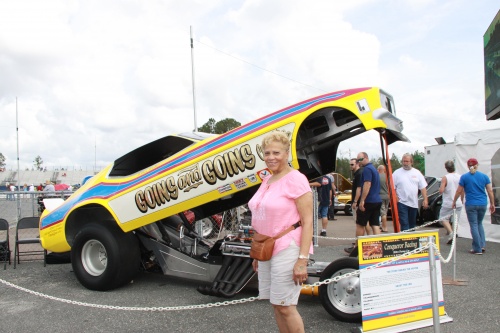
[431,211,459,264]
[0,243,439,311]
[401,214,452,232]
[315,235,356,240]
[0,215,458,312]
[0,277,259,311]
[313,214,453,241]
[302,243,431,289]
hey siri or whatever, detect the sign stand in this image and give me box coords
[442,210,468,286]
[428,235,441,332]
[354,230,453,333]
[351,316,454,333]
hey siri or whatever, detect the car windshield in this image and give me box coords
[109,135,197,177]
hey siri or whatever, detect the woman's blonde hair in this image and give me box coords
[261,131,290,151]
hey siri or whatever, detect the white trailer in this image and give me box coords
[425,128,500,243]
[424,142,456,178]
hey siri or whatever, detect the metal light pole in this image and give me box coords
[190,26,197,132]
[16,97,21,221]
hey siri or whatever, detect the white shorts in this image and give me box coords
[439,206,462,222]
[257,240,302,306]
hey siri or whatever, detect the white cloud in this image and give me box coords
[0,0,499,174]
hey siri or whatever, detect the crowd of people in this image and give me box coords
[2,180,73,200]
[336,153,495,257]
[247,129,494,333]
[247,131,495,333]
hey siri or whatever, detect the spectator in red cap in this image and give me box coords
[452,158,495,255]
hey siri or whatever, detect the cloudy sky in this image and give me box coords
[1,0,499,171]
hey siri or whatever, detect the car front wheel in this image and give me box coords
[319,257,361,323]
[71,222,140,291]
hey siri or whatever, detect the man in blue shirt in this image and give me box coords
[354,152,382,237]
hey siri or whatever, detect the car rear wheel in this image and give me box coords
[319,257,361,323]
[71,222,140,291]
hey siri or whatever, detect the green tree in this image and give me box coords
[34,155,44,171]
[389,153,402,172]
[411,150,425,174]
[335,157,351,180]
[214,118,241,134]
[198,118,216,133]
[0,152,5,169]
[198,118,241,134]
[370,156,384,167]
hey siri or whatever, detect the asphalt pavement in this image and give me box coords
[0,214,499,333]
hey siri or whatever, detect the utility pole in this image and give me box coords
[190,26,197,132]
[16,97,21,221]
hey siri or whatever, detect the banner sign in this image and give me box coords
[358,231,445,332]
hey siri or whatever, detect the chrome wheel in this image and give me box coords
[319,257,361,322]
[81,239,107,276]
[325,267,360,314]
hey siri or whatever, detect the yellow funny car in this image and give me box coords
[39,87,408,323]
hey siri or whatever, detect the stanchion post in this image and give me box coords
[312,187,318,247]
[428,235,440,333]
[443,208,468,286]
[452,209,457,281]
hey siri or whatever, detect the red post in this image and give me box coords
[382,132,400,232]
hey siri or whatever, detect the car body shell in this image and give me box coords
[39,87,408,253]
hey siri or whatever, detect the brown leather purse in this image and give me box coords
[250,221,301,261]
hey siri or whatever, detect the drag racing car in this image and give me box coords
[39,87,408,323]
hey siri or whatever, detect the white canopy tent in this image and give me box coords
[453,128,500,243]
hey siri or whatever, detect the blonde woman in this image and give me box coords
[249,132,313,333]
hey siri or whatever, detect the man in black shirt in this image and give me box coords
[345,158,363,254]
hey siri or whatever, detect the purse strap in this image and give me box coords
[273,221,301,240]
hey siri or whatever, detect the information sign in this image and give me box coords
[358,231,446,332]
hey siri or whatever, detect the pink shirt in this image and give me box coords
[248,169,313,256]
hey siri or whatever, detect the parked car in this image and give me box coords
[39,87,409,323]
[418,176,442,225]
[331,173,353,216]
[332,191,353,215]
[333,196,344,211]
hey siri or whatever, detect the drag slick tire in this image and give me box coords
[71,222,140,291]
[319,257,361,323]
